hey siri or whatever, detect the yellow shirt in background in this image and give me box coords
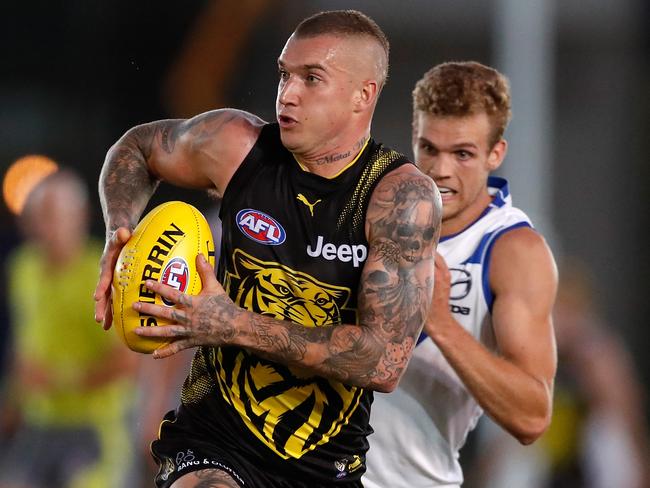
[8,239,132,427]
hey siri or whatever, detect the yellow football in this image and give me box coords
[112,201,215,353]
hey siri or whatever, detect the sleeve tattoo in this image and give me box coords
[99,112,233,233]
[100,121,173,233]
[357,172,439,386]
[230,171,440,391]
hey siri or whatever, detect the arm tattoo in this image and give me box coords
[241,313,384,385]
[228,171,440,391]
[354,171,440,388]
[373,240,401,270]
[249,314,310,361]
[100,112,235,234]
[322,325,384,382]
[100,122,163,233]
[196,295,238,343]
[160,123,177,154]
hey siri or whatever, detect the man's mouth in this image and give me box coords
[278,114,297,127]
[437,186,456,196]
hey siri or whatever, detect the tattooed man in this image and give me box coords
[94,10,440,488]
[365,62,558,488]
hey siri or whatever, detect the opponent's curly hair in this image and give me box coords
[413,61,511,147]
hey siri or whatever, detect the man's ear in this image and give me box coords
[354,80,379,113]
[487,139,508,171]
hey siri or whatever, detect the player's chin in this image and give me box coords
[441,203,460,222]
[279,128,305,150]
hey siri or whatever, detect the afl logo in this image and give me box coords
[236,209,286,246]
[160,257,189,306]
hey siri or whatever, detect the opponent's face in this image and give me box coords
[413,111,506,235]
[276,34,369,157]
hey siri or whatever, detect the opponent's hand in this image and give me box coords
[94,227,131,330]
[133,253,242,358]
[424,252,453,337]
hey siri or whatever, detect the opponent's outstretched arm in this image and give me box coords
[134,166,441,392]
[95,109,264,328]
[427,229,557,444]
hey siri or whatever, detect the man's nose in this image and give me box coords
[278,77,300,106]
[424,155,454,179]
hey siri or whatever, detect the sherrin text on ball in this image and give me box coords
[112,201,215,353]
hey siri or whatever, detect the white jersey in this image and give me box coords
[364,177,532,488]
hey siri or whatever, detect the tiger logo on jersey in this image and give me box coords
[224,249,354,326]
[217,249,361,459]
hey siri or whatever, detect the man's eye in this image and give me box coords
[457,150,472,160]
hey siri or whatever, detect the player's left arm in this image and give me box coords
[350,166,440,390]
[133,166,440,392]
[432,227,558,444]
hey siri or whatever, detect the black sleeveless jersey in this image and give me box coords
[179,123,411,483]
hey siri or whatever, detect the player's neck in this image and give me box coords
[295,134,369,178]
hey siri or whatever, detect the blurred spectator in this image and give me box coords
[469,258,650,488]
[0,170,137,488]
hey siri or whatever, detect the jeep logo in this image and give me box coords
[306,235,367,268]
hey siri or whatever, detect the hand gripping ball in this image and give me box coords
[112,201,216,353]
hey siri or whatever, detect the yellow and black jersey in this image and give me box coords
[179,123,411,483]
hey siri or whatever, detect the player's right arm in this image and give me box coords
[94,109,265,329]
[426,229,557,444]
